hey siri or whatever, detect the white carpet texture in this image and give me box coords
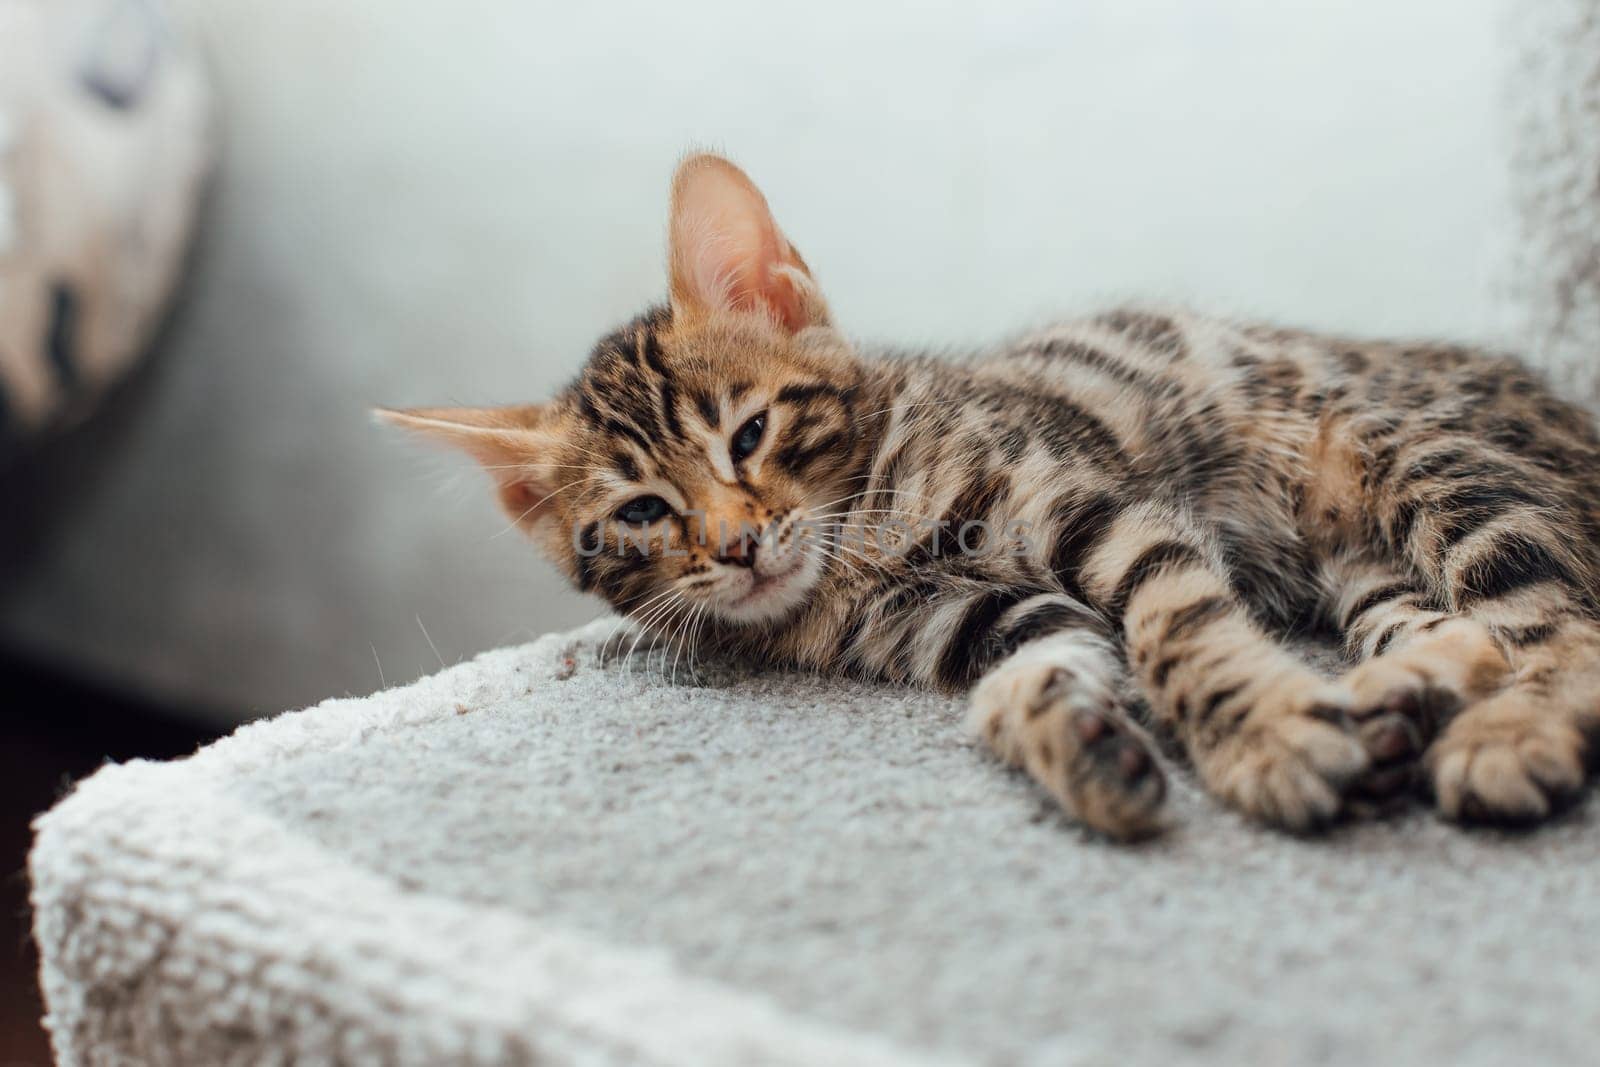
[30,619,1600,1065]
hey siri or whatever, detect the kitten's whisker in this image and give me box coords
[661,600,698,682]
[816,536,895,577]
[804,508,928,523]
[809,487,934,511]
[812,547,871,583]
[415,614,448,671]
[665,606,687,685]
[855,398,954,421]
[476,462,609,474]
[630,588,685,635]
[626,594,684,671]
[669,602,705,686]
[489,479,585,539]
[623,588,686,656]
[806,502,934,518]
[686,602,711,682]
[806,537,865,572]
[599,586,681,660]
[652,598,688,677]
[827,539,900,575]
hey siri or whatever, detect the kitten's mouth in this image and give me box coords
[718,551,814,623]
[732,558,803,605]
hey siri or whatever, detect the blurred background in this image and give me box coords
[4,0,1511,723]
[2,0,1581,1058]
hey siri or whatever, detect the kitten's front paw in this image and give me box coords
[1201,683,1369,832]
[1338,617,1505,811]
[1427,696,1587,823]
[1339,659,1458,812]
[969,651,1166,841]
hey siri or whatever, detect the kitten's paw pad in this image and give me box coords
[1062,703,1168,841]
[1208,689,1369,832]
[970,661,1166,842]
[1427,702,1586,824]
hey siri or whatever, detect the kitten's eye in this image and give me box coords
[616,495,671,524]
[731,411,767,462]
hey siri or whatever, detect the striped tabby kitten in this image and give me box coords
[384,154,1600,840]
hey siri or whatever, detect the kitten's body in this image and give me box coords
[737,311,1600,674]
[386,155,1600,840]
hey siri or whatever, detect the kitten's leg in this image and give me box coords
[1424,586,1598,822]
[1322,555,1512,807]
[858,578,1166,837]
[967,619,1166,840]
[1372,476,1598,822]
[1070,503,1369,831]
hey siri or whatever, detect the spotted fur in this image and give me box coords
[384,154,1600,840]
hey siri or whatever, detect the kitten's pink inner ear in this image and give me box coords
[668,154,826,333]
[374,405,561,528]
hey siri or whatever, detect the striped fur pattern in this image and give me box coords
[384,154,1600,841]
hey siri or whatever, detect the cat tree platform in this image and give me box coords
[30,619,1600,1065]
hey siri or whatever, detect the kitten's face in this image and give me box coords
[382,153,867,630]
[544,309,866,625]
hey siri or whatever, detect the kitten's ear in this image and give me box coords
[667,153,830,333]
[375,405,565,528]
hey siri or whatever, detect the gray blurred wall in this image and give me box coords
[0,0,1507,723]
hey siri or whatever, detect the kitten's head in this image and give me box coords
[381,154,870,628]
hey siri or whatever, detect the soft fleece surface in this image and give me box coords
[31,619,1600,1065]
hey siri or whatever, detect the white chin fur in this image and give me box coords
[712,547,823,625]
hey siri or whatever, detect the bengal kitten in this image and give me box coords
[383,153,1600,840]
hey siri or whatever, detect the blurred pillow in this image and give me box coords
[0,0,212,459]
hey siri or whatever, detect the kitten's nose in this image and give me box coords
[716,534,758,568]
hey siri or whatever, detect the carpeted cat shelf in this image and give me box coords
[28,620,1600,1064]
[27,5,1600,1066]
